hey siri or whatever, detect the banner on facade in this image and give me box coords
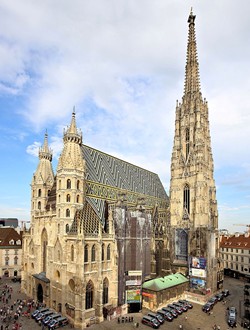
[128,270,142,276]
[190,277,206,289]
[126,290,141,303]
[190,268,206,278]
[190,257,206,269]
[126,280,142,286]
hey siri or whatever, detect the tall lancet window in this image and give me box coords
[185,128,190,159]
[183,184,190,214]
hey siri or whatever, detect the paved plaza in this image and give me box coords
[0,276,246,330]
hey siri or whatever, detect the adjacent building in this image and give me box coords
[0,227,22,278]
[220,233,250,280]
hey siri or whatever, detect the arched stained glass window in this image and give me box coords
[84,245,88,263]
[103,278,109,305]
[86,281,94,309]
[91,245,96,262]
[183,184,190,214]
[107,244,111,261]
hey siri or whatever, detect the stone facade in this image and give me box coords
[22,112,168,329]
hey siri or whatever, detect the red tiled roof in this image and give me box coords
[220,234,250,250]
[0,228,22,247]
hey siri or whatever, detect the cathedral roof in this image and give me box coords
[82,144,168,222]
[68,201,103,235]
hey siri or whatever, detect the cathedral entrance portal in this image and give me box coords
[37,284,43,303]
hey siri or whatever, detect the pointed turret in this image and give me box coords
[184,8,201,98]
[63,108,82,146]
[39,130,52,162]
[31,131,54,218]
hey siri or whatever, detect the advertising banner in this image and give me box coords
[191,257,206,269]
[128,270,142,276]
[190,277,206,289]
[126,290,141,303]
[126,280,142,286]
[190,268,206,278]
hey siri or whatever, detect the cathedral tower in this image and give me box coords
[31,131,54,221]
[56,109,86,232]
[169,10,221,293]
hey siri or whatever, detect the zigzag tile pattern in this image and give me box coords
[82,145,168,222]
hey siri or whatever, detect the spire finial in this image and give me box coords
[184,10,201,97]
[39,130,53,161]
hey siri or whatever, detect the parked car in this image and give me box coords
[31,308,49,319]
[222,289,230,297]
[215,292,224,301]
[162,307,178,318]
[168,304,183,314]
[148,312,164,325]
[36,310,53,322]
[141,315,160,329]
[43,313,61,325]
[202,303,212,313]
[178,299,193,309]
[156,309,173,322]
[173,302,188,312]
[227,306,237,328]
[48,316,69,329]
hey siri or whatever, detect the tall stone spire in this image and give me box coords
[169,11,221,293]
[184,8,201,98]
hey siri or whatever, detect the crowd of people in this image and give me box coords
[0,281,43,330]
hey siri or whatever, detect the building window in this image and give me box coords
[86,281,94,310]
[242,266,244,271]
[38,189,42,197]
[183,184,190,214]
[67,179,71,189]
[76,195,80,203]
[65,224,69,233]
[103,278,109,305]
[66,209,70,217]
[236,256,238,262]
[14,257,18,265]
[77,180,80,190]
[84,245,88,263]
[236,264,238,270]
[236,249,238,253]
[91,245,96,262]
[102,244,105,261]
[71,245,74,262]
[5,257,9,266]
[38,201,41,210]
[66,194,70,202]
[231,248,233,252]
[242,249,244,254]
[185,128,190,160]
[222,247,224,251]
[107,244,111,261]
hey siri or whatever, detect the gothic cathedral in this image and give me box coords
[22,10,222,329]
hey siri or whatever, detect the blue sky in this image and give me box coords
[0,0,249,233]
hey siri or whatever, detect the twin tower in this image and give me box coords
[22,11,221,329]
